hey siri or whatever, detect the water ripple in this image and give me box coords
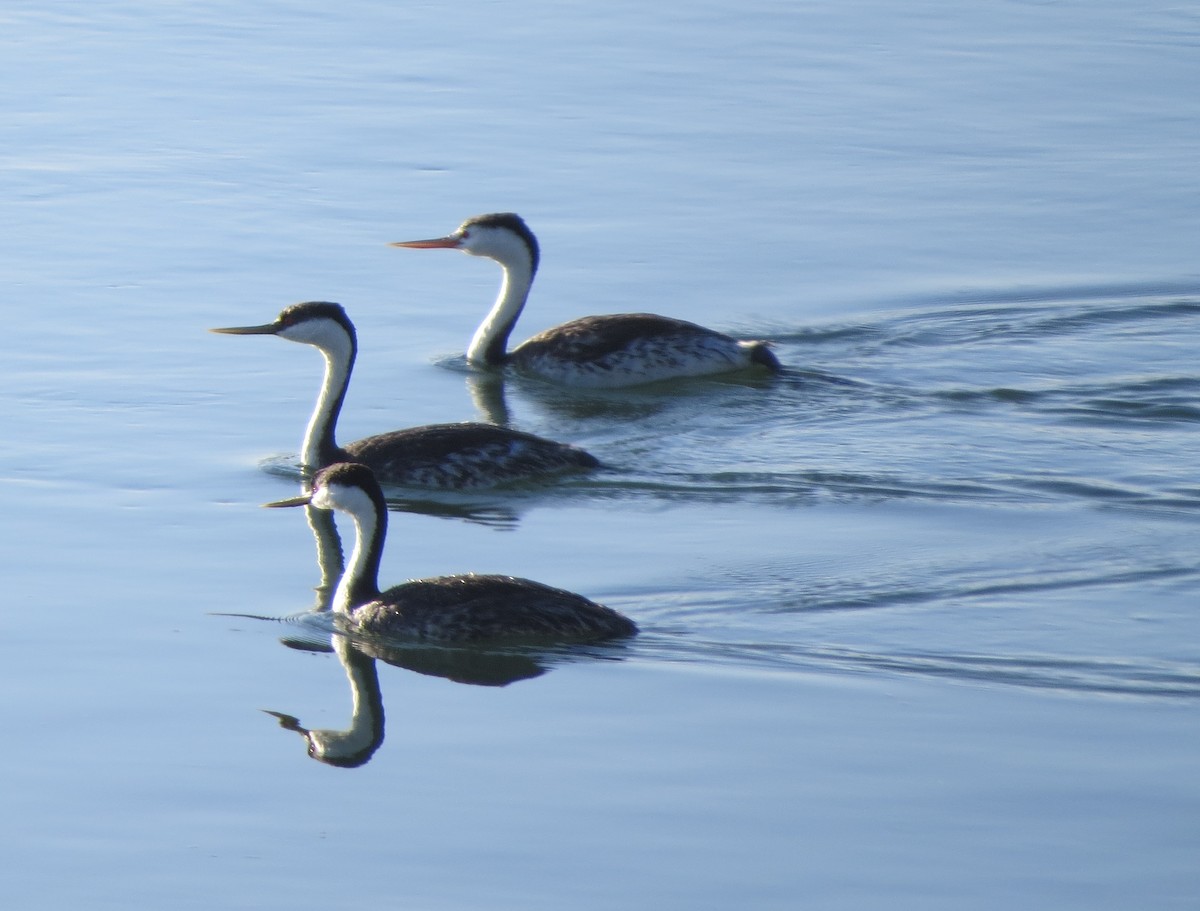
[657,637,1200,700]
[270,285,1200,524]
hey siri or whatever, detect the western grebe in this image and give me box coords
[265,462,638,643]
[391,212,781,387]
[212,301,598,488]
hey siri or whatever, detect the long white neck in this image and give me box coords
[331,498,382,616]
[300,333,353,468]
[466,256,535,366]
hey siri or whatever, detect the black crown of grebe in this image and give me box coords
[391,212,782,388]
[265,462,638,644]
[210,301,598,489]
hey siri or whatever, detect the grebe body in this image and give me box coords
[514,312,780,387]
[392,212,780,389]
[266,462,638,644]
[212,301,598,489]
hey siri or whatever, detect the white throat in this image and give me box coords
[316,484,380,616]
[466,255,535,365]
[282,321,353,467]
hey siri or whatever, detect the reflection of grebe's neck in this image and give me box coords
[310,637,384,766]
[304,504,344,612]
[465,372,511,427]
[269,636,384,768]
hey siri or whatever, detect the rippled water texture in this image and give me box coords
[2,2,1198,910]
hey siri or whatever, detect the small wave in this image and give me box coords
[656,637,1200,700]
[595,512,1200,700]
[703,549,1200,623]
[788,286,1200,360]
[930,375,1200,428]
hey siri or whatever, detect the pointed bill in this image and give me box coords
[388,234,462,250]
[209,321,281,336]
[262,493,314,509]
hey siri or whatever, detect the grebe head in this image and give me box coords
[391,212,539,276]
[264,461,383,518]
[211,300,356,352]
[265,462,387,617]
[264,709,380,768]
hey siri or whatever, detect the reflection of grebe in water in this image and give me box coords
[266,635,384,768]
[265,632,572,766]
[211,301,598,488]
[392,212,781,388]
[260,470,634,766]
[266,462,638,644]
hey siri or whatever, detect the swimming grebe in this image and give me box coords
[391,212,781,388]
[211,301,598,488]
[265,462,638,643]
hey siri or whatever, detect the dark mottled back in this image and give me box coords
[342,422,598,489]
[518,313,721,361]
[353,573,638,644]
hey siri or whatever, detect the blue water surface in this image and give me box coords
[1,2,1198,909]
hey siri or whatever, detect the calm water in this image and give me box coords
[2,2,1199,909]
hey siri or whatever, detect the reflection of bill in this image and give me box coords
[265,625,568,768]
[265,635,385,769]
[264,626,618,767]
